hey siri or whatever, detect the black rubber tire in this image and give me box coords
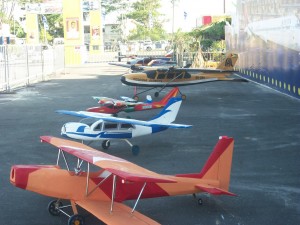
[68,214,85,225]
[102,140,110,149]
[132,145,140,156]
[48,200,63,216]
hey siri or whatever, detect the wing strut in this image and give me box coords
[60,149,70,171]
[131,182,147,213]
[85,162,90,195]
[86,171,112,197]
[110,175,117,213]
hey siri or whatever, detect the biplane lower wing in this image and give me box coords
[76,199,160,225]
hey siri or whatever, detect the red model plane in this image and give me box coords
[10,136,236,225]
[86,87,179,115]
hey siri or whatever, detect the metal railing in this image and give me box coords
[0,44,224,92]
[0,45,65,92]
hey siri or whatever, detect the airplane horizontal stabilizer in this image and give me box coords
[195,184,236,196]
[76,200,161,225]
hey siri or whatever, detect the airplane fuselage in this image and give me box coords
[121,70,231,87]
[10,165,216,202]
[61,121,167,141]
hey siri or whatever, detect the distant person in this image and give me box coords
[67,21,79,39]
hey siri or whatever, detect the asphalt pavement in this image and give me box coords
[1,63,300,225]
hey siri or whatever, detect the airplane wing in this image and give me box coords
[76,199,160,225]
[56,110,113,118]
[40,136,176,183]
[92,96,115,102]
[86,115,192,129]
[108,62,131,68]
[56,110,192,128]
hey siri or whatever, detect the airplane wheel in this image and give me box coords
[133,95,139,101]
[48,200,63,216]
[132,145,140,156]
[102,140,110,150]
[68,214,85,225]
[198,198,203,205]
[181,94,187,100]
[154,92,159,98]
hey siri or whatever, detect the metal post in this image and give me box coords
[25,45,30,86]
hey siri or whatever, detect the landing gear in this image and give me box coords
[133,95,139,101]
[154,92,159,98]
[102,140,110,150]
[68,214,85,225]
[181,94,187,100]
[193,193,203,205]
[48,200,63,216]
[131,145,140,156]
[197,198,203,205]
[47,200,85,225]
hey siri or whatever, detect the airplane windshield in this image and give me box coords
[104,122,118,129]
[80,118,99,126]
[184,72,191,78]
[145,70,156,79]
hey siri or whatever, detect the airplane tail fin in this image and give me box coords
[177,136,234,192]
[216,53,238,71]
[158,87,179,105]
[149,97,182,124]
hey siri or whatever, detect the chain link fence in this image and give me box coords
[0,45,64,92]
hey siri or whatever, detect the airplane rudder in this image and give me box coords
[199,136,234,190]
[159,88,177,105]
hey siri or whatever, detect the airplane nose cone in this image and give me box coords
[61,124,66,135]
[10,165,39,189]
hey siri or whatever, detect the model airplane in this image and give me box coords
[87,87,179,115]
[10,135,236,225]
[109,57,177,69]
[57,97,191,155]
[121,53,247,98]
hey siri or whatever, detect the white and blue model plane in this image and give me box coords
[56,97,191,155]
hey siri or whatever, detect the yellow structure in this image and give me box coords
[26,14,39,44]
[62,0,84,65]
[89,9,102,54]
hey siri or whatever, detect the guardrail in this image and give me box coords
[0,45,64,92]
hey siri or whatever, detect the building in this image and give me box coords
[226,0,300,99]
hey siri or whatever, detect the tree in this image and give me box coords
[120,0,166,41]
[38,14,63,43]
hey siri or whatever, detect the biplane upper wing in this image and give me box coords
[40,136,176,183]
[75,199,160,225]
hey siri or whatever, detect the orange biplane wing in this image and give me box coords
[76,199,160,225]
[40,136,176,184]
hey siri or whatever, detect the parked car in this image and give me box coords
[155,40,170,51]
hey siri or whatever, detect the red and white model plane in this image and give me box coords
[87,87,179,115]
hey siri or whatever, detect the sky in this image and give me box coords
[160,0,237,32]
[104,0,237,32]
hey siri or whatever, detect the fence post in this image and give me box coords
[25,45,30,86]
[4,46,11,92]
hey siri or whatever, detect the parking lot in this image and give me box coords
[1,63,300,225]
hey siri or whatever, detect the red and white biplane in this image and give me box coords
[10,136,236,225]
